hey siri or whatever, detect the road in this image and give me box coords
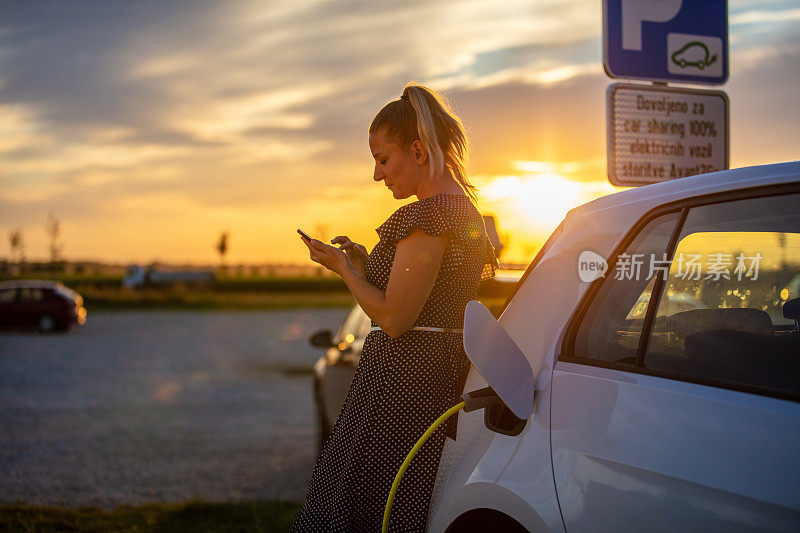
[0,308,348,508]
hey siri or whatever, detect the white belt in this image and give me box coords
[370,326,463,334]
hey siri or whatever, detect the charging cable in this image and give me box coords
[382,387,502,532]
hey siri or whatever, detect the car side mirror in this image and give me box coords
[783,297,800,331]
[463,300,535,420]
[309,329,335,348]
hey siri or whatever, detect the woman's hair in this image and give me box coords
[369,84,477,201]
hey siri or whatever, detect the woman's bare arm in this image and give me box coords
[304,229,447,338]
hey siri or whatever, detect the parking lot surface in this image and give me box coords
[0,309,347,508]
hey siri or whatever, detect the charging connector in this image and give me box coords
[461,386,502,412]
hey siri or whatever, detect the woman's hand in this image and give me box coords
[302,237,351,276]
[331,236,368,276]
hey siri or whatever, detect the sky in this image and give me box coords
[1,0,798,266]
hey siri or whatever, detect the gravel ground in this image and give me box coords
[0,309,348,508]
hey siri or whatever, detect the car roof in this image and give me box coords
[569,161,800,221]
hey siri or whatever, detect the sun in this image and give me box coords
[479,173,583,229]
[474,162,622,262]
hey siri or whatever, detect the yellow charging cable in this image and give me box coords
[382,400,466,533]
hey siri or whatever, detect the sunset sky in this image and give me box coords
[1,0,798,266]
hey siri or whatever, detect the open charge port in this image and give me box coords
[485,402,526,436]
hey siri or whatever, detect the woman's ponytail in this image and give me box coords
[370,84,477,201]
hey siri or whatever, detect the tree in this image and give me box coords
[216,231,229,275]
[46,213,64,271]
[9,228,25,272]
[314,222,330,244]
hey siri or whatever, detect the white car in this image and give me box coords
[428,161,800,532]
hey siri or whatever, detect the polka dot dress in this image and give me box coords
[293,193,498,532]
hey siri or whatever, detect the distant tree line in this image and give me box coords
[3,212,65,275]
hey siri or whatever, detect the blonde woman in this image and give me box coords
[294,84,497,532]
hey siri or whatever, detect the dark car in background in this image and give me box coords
[0,280,87,333]
[309,269,524,451]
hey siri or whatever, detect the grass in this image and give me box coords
[80,290,508,313]
[2,274,347,292]
[0,500,303,532]
[80,287,355,311]
[2,273,514,312]
[1,274,357,311]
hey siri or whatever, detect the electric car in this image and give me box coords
[428,162,800,532]
[671,41,718,70]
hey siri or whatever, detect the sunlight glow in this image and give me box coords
[512,159,599,175]
[481,173,582,229]
[475,163,622,262]
[478,166,616,230]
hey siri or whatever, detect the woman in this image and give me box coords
[294,84,497,532]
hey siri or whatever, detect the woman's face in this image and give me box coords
[369,129,426,200]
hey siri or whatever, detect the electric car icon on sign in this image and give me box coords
[671,41,718,70]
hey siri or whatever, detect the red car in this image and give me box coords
[0,280,87,332]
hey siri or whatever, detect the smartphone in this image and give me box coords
[297,228,313,241]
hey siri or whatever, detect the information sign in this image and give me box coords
[604,0,728,85]
[607,83,729,186]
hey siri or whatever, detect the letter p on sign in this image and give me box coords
[622,0,682,51]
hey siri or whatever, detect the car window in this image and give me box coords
[18,288,44,302]
[573,212,681,365]
[643,193,800,398]
[0,289,17,303]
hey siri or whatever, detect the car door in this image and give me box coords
[0,288,19,327]
[551,188,800,531]
[16,287,45,327]
[319,305,372,430]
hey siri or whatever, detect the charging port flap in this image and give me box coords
[463,300,535,420]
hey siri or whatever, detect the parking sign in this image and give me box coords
[604,0,728,85]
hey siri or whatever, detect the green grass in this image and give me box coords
[0,500,302,532]
[80,287,355,311]
[1,274,348,293]
[1,274,514,312]
[79,289,508,313]
[1,274,356,311]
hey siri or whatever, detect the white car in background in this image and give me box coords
[428,161,800,532]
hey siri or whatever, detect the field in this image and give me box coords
[82,287,355,310]
[2,274,356,310]
[2,273,514,313]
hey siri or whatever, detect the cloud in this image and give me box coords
[0,103,46,155]
[1,0,799,262]
[730,7,800,25]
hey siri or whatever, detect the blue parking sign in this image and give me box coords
[604,0,728,85]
